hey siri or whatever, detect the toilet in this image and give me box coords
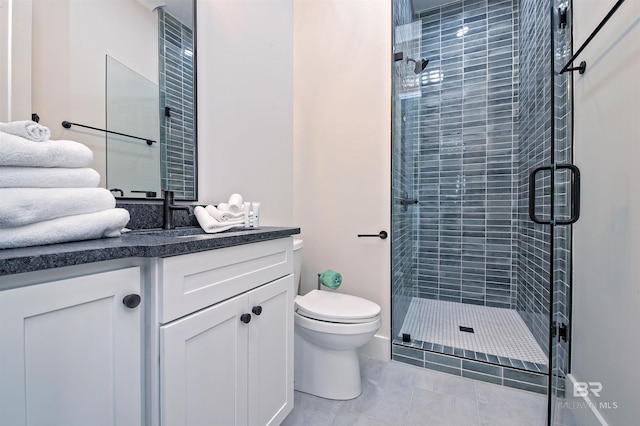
[292,239,381,400]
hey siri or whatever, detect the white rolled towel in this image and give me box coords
[0,208,130,249]
[216,202,230,212]
[0,167,100,188]
[194,206,244,233]
[0,120,51,142]
[0,188,116,228]
[204,204,243,222]
[0,131,92,168]
[228,193,243,214]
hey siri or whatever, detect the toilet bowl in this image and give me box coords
[292,239,381,400]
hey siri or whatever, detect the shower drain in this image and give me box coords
[459,326,475,333]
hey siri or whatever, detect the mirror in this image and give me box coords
[106,4,197,200]
[30,0,197,201]
[106,56,162,198]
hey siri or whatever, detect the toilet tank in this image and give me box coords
[293,239,303,294]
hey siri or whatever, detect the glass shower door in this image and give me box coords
[549,0,578,423]
[528,1,576,423]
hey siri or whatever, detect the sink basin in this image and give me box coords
[128,227,207,237]
[128,226,247,238]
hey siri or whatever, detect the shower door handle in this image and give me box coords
[528,164,581,225]
[555,164,581,225]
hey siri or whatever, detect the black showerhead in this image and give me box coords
[407,57,429,74]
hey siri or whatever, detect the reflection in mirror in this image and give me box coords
[30,0,197,202]
[106,2,197,200]
[157,6,197,200]
[106,56,161,198]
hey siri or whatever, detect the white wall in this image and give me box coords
[571,0,640,424]
[0,0,7,120]
[196,0,294,225]
[293,0,392,359]
[0,0,31,122]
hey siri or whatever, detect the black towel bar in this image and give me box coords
[62,121,156,145]
[357,231,388,239]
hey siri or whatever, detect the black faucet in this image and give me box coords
[162,190,193,230]
[109,188,124,197]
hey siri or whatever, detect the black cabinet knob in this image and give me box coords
[240,313,252,324]
[252,306,263,316]
[122,294,141,309]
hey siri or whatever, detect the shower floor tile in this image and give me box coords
[399,298,548,366]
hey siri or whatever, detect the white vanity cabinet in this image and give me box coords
[0,267,143,426]
[157,238,294,426]
[0,233,297,426]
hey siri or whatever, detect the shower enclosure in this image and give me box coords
[391,0,576,423]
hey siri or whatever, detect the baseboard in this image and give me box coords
[565,374,608,426]
[357,334,390,361]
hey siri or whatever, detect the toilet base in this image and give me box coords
[294,328,363,400]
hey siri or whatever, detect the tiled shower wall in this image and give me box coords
[412,0,520,308]
[159,10,196,200]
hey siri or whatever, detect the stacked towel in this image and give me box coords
[0,167,100,188]
[194,206,245,233]
[193,194,253,233]
[194,193,257,234]
[0,124,129,249]
[0,131,93,167]
[0,188,116,227]
[204,204,244,222]
[0,209,130,249]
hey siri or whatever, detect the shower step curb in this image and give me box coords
[392,341,566,397]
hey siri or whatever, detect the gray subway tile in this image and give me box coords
[462,359,503,377]
[503,368,548,386]
[502,379,548,395]
[425,361,462,376]
[426,352,462,368]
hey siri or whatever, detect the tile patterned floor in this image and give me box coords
[398,298,548,365]
[282,356,580,426]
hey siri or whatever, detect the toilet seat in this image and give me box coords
[295,290,381,324]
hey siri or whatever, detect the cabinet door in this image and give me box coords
[247,275,294,426]
[0,267,142,426]
[160,292,249,426]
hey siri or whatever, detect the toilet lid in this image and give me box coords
[295,290,381,324]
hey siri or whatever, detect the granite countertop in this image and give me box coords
[0,226,301,276]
